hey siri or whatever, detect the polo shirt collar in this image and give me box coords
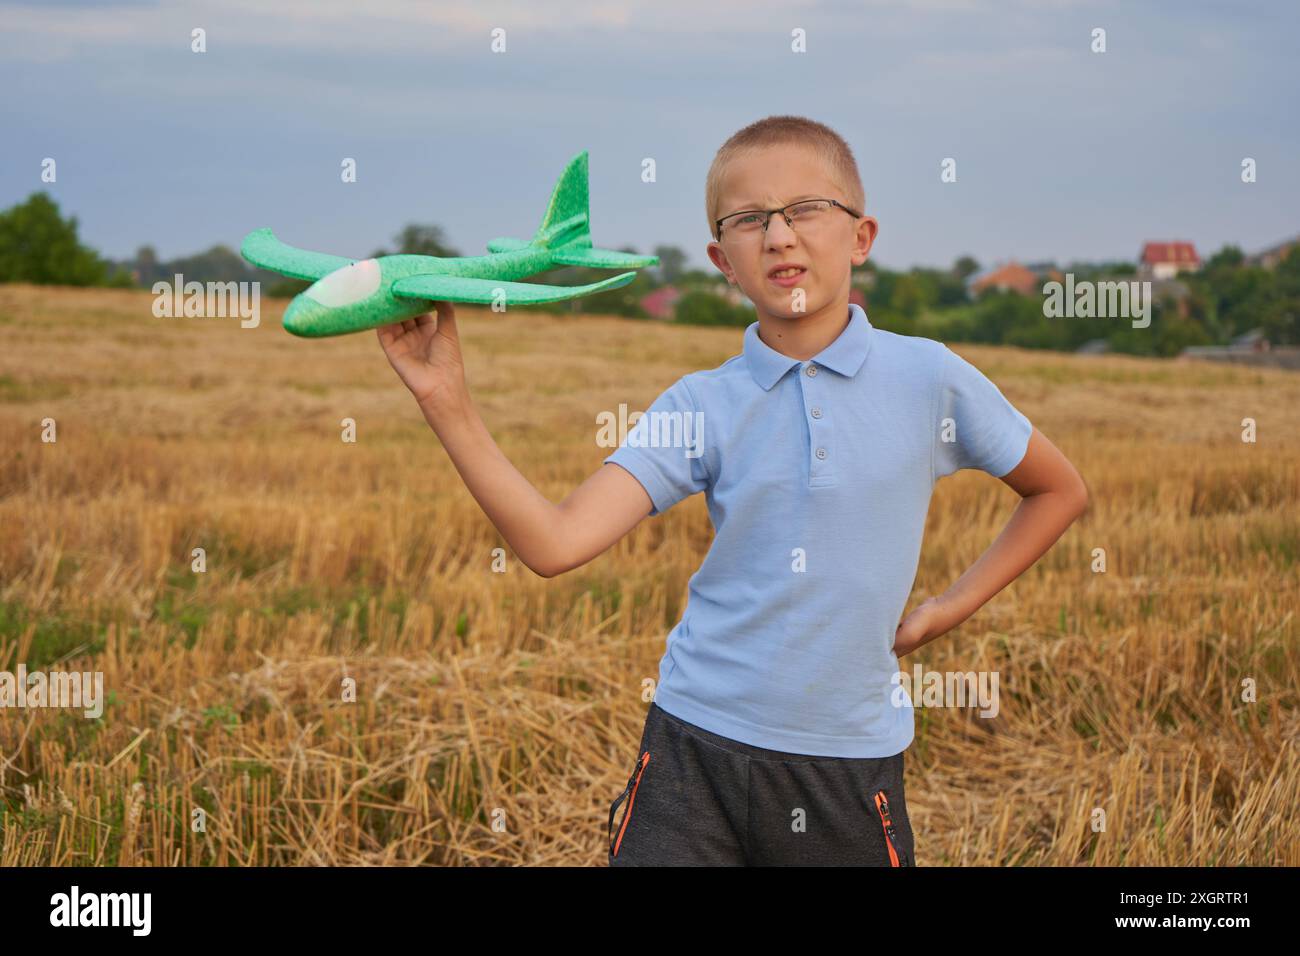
[743,303,874,391]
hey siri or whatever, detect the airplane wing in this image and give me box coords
[240,228,356,281]
[486,237,530,253]
[391,271,636,305]
[486,236,658,270]
[549,247,659,269]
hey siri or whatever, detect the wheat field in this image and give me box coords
[0,283,1296,866]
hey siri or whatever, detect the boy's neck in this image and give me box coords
[754,296,852,361]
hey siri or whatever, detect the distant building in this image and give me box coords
[1244,236,1299,270]
[639,286,682,319]
[1230,328,1270,351]
[1076,338,1110,355]
[849,287,867,311]
[1025,261,1066,285]
[970,262,1037,296]
[1179,328,1275,365]
[1138,242,1201,280]
[968,261,1042,297]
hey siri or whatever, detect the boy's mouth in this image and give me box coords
[767,263,807,286]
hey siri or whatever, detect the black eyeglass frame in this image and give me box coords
[714,197,862,240]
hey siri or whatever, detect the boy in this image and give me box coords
[376,115,1088,866]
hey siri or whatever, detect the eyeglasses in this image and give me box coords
[715,198,861,241]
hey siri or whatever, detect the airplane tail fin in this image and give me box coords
[532,150,592,249]
[485,151,658,269]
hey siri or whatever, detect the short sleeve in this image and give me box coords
[604,377,709,516]
[933,346,1032,480]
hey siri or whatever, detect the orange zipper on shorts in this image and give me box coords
[873,789,910,867]
[610,751,650,858]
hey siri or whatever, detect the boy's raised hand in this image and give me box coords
[376,301,468,414]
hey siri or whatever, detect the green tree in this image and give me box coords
[672,290,750,326]
[167,244,256,283]
[0,192,109,285]
[952,256,980,281]
[1202,244,1244,272]
[1259,246,1300,344]
[133,245,162,285]
[651,245,689,284]
[390,223,460,258]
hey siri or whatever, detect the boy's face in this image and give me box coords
[706,143,877,319]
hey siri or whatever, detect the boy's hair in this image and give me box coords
[705,115,866,239]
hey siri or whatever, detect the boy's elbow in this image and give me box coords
[528,560,557,579]
[529,553,571,579]
[1066,478,1089,518]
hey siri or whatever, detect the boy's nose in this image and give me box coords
[764,215,799,247]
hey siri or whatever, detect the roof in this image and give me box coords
[1140,242,1200,265]
[1245,235,1299,267]
[639,286,681,318]
[968,261,1040,293]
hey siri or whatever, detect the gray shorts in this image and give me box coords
[607,701,915,866]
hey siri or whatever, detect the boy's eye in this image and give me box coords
[788,200,828,217]
[736,213,765,226]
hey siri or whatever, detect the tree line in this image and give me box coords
[1,191,1295,350]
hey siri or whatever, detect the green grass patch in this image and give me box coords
[1245,522,1299,567]
[0,374,73,403]
[0,600,104,667]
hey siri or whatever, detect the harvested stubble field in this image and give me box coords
[0,283,1296,866]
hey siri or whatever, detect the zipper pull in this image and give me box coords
[874,789,910,866]
[876,791,894,827]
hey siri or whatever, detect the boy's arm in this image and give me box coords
[904,427,1088,652]
[376,303,652,579]
[424,393,652,577]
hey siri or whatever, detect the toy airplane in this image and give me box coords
[240,150,658,337]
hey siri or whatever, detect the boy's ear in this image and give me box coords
[706,241,737,283]
[852,216,879,266]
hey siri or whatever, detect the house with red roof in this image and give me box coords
[639,285,682,319]
[961,260,1060,297]
[1139,242,1201,280]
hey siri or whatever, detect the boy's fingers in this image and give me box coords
[432,301,458,335]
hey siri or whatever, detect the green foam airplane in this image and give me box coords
[240,150,658,337]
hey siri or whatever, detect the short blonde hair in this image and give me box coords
[706,115,866,239]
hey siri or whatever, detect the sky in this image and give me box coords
[3,0,1297,273]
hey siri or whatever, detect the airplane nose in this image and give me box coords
[282,294,316,335]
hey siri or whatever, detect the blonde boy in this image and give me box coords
[377,115,1088,866]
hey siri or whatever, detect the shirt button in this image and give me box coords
[811,406,822,419]
[815,447,827,460]
[806,364,818,377]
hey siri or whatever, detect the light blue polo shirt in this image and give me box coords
[604,303,1033,757]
